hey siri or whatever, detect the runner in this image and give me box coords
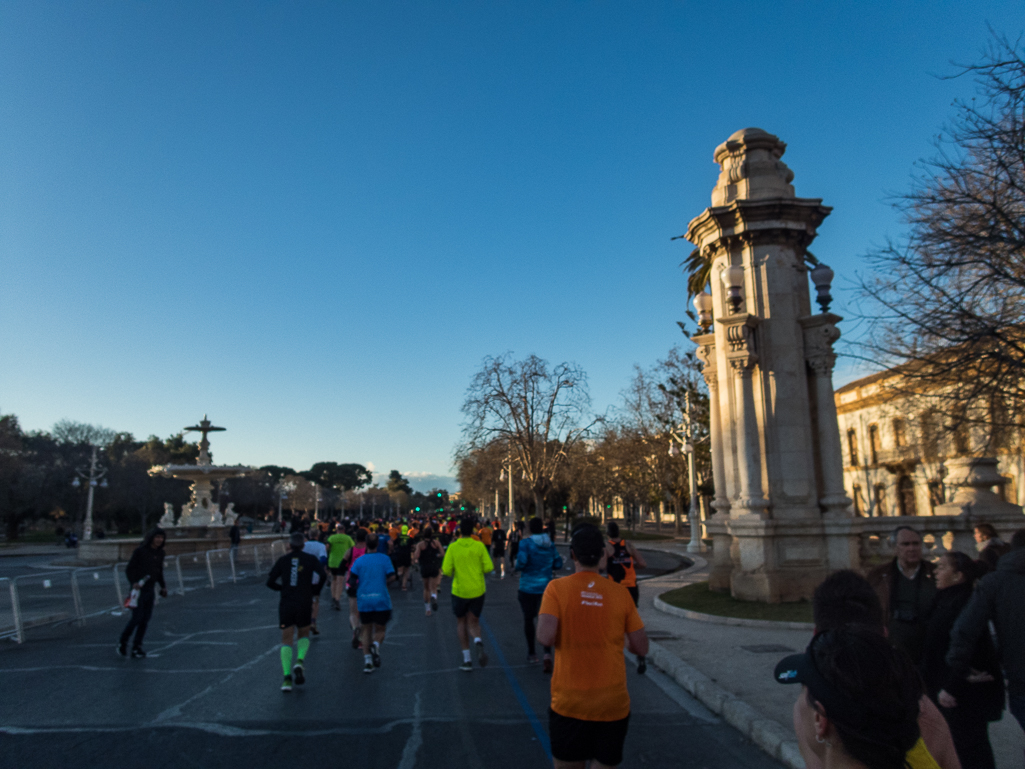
[536,524,648,768]
[441,517,494,671]
[348,533,396,673]
[391,524,414,591]
[491,520,508,579]
[479,520,493,557]
[515,516,563,671]
[413,526,445,615]
[302,532,328,635]
[605,521,646,606]
[326,525,355,610]
[508,520,523,566]
[267,532,327,692]
[345,528,369,650]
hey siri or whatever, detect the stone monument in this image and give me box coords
[686,128,853,602]
[149,416,253,529]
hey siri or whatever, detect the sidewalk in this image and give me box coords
[634,541,1025,769]
[0,543,68,558]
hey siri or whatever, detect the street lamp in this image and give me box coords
[810,262,835,313]
[668,394,706,554]
[500,455,514,526]
[73,446,108,541]
[720,264,745,312]
[693,290,714,329]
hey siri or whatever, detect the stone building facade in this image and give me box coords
[836,370,1025,516]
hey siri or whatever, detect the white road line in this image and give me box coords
[396,690,423,769]
[0,665,240,674]
[152,644,278,723]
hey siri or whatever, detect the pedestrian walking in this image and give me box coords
[866,525,937,665]
[536,524,648,769]
[947,528,1025,736]
[922,552,1003,769]
[441,517,493,671]
[117,527,168,659]
[514,517,563,671]
[348,533,396,673]
[266,532,326,692]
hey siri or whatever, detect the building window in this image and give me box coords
[897,476,917,516]
[893,419,908,448]
[852,485,863,516]
[847,429,859,467]
[869,424,880,465]
[874,484,887,516]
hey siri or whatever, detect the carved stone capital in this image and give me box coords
[799,313,842,378]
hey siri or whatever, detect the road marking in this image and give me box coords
[401,663,531,678]
[0,665,241,674]
[480,616,552,761]
[396,690,423,769]
[152,644,278,722]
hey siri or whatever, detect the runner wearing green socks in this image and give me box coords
[267,532,327,692]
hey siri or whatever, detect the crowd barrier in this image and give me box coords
[0,539,288,644]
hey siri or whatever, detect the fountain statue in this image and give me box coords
[149,416,253,528]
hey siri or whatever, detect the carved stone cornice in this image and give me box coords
[799,313,842,377]
[692,332,717,388]
[719,313,759,371]
[684,198,833,252]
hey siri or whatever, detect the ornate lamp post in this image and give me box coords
[668,394,706,553]
[73,446,108,541]
[499,454,514,525]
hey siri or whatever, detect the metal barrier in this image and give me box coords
[2,536,287,644]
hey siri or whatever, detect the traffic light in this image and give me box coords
[415,506,420,512]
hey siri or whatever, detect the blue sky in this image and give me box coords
[1,2,1022,491]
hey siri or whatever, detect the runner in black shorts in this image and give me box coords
[267,532,327,692]
[413,527,445,615]
[491,522,507,579]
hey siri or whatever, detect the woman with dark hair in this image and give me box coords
[921,551,1004,769]
[776,625,924,769]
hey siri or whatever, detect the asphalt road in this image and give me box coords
[0,556,784,769]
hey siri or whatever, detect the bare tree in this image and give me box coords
[459,353,600,516]
[855,34,1025,449]
[52,419,117,447]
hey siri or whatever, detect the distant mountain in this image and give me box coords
[372,471,459,494]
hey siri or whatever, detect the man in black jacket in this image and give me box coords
[118,527,168,659]
[947,528,1025,734]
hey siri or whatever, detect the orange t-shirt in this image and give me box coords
[389,526,400,541]
[479,527,493,546]
[540,571,644,722]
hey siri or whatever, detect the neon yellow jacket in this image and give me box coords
[441,537,494,599]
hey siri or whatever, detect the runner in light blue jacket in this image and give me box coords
[514,517,564,670]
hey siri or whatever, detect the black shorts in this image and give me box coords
[392,553,412,568]
[346,585,358,598]
[421,565,440,579]
[358,609,392,626]
[627,586,639,606]
[492,546,506,558]
[451,593,485,618]
[549,708,630,766]
[330,565,347,576]
[279,602,313,630]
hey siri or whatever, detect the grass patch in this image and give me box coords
[660,581,813,623]
[620,530,674,541]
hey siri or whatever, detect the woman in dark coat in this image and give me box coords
[920,551,1004,769]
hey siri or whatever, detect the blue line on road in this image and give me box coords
[480,616,552,762]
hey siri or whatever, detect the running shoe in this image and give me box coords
[293,663,305,685]
[311,624,320,636]
[371,646,381,668]
[351,629,361,650]
[131,647,146,659]
[527,653,539,664]
[363,661,374,674]
[116,644,127,658]
[430,598,438,612]
[459,660,473,672]
[543,655,553,675]
[475,640,488,668]
[281,675,293,692]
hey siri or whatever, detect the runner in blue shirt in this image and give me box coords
[348,532,397,673]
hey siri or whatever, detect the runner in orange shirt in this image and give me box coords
[604,522,646,606]
[537,524,648,769]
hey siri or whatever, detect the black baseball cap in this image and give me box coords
[773,636,870,729]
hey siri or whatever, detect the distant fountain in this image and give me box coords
[149,416,253,529]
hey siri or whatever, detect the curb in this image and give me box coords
[645,639,802,769]
[652,595,815,631]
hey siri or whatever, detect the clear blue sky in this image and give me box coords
[1,2,1021,490]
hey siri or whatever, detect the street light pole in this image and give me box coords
[74,445,108,541]
[669,394,706,554]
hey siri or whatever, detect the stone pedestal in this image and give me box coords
[686,128,851,602]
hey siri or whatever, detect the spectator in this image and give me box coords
[921,552,1003,769]
[866,525,937,664]
[811,570,961,769]
[775,625,923,769]
[229,521,241,560]
[947,528,1025,736]
[536,524,648,769]
[118,527,168,659]
[973,523,1010,573]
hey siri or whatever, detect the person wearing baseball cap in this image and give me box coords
[775,625,931,769]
